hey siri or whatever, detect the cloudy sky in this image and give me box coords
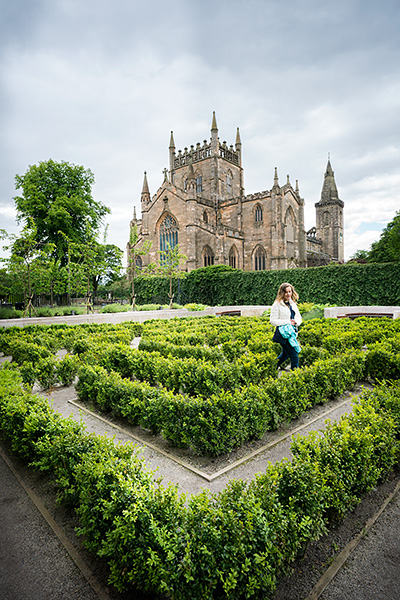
[1,0,399,262]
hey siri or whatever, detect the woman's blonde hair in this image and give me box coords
[275,282,299,303]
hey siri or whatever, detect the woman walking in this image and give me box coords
[270,282,302,370]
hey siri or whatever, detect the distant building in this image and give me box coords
[128,112,344,272]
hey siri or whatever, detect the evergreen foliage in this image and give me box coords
[134,262,400,307]
[350,210,400,264]
[368,210,400,263]
[14,159,110,265]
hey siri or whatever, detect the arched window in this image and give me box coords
[285,207,296,259]
[226,170,233,196]
[323,211,331,226]
[255,204,263,223]
[229,245,238,268]
[159,214,178,254]
[135,256,142,270]
[203,246,214,267]
[196,171,203,193]
[254,246,266,271]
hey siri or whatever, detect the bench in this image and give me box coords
[337,313,393,319]
[215,310,242,317]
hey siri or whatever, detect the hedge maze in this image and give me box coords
[1,312,400,598]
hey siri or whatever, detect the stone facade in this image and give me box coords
[128,113,344,272]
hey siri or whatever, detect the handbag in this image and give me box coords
[272,327,284,344]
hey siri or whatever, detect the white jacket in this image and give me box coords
[269,300,302,327]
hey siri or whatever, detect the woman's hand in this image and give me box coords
[290,319,296,325]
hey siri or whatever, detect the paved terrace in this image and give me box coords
[0,305,271,328]
[1,304,399,330]
[324,305,400,319]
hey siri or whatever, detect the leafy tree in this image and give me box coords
[158,243,187,308]
[91,242,123,300]
[348,249,369,263]
[104,275,131,302]
[2,220,56,316]
[127,223,153,309]
[58,226,123,308]
[14,159,110,265]
[368,211,400,263]
[0,268,16,303]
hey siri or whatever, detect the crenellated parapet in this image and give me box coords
[170,111,241,175]
[172,139,240,169]
[218,142,240,165]
[243,190,271,202]
[173,142,212,168]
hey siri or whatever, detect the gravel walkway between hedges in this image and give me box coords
[42,382,360,497]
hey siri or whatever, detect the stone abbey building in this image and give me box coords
[128,113,344,272]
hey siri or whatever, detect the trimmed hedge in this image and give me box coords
[135,262,400,306]
[76,340,277,398]
[3,314,400,455]
[76,350,366,456]
[1,366,400,599]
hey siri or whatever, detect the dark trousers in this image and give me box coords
[277,339,299,370]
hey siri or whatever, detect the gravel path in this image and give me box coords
[42,382,360,497]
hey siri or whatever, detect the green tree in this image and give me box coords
[14,159,110,265]
[348,249,369,262]
[2,220,56,316]
[0,268,13,302]
[158,243,187,308]
[104,275,131,302]
[58,226,123,308]
[91,242,123,300]
[127,223,153,309]
[368,211,400,263]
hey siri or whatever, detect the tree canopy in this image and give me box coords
[368,210,400,263]
[158,243,187,308]
[14,159,110,264]
[127,223,153,309]
[349,211,400,264]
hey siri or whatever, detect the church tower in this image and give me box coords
[315,158,344,262]
[127,114,345,273]
[168,111,244,202]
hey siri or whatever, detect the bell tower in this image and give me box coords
[315,157,344,262]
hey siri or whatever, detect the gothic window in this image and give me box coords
[323,211,331,226]
[226,171,232,196]
[285,207,295,259]
[229,245,238,268]
[159,214,178,255]
[196,174,203,193]
[254,246,266,271]
[203,211,208,224]
[203,246,214,267]
[255,204,263,223]
[135,256,142,270]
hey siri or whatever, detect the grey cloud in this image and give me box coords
[1,0,399,262]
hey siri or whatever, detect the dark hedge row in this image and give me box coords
[135,262,400,307]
